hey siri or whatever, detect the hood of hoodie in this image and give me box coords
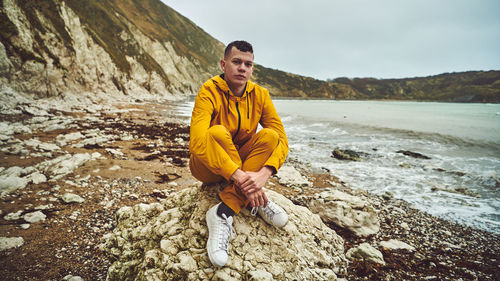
[211,74,256,101]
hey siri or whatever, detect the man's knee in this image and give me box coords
[258,128,279,149]
[207,125,231,141]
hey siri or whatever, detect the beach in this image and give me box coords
[0,95,499,280]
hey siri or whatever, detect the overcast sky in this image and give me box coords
[160,0,500,80]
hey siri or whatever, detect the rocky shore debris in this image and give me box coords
[100,185,348,280]
[396,150,431,159]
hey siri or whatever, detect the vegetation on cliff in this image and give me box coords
[329,71,500,103]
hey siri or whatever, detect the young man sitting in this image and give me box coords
[189,40,290,267]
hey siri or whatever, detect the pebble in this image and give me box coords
[23,211,46,223]
[379,239,416,251]
[4,210,23,221]
[400,222,410,230]
[63,274,84,281]
[61,193,85,204]
[109,165,121,171]
[0,237,24,250]
[69,211,80,220]
[34,204,53,211]
[346,243,386,265]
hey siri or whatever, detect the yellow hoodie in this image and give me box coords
[189,74,289,180]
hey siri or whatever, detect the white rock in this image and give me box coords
[101,186,348,280]
[56,132,84,146]
[121,135,134,141]
[37,142,60,152]
[35,204,53,210]
[0,175,29,196]
[43,119,73,132]
[23,211,46,223]
[380,239,415,251]
[0,166,23,177]
[0,237,24,251]
[73,134,111,148]
[28,172,47,184]
[306,189,380,237]
[109,165,121,171]
[63,275,85,281]
[177,251,197,272]
[400,222,410,231]
[346,243,385,265]
[37,153,92,180]
[248,270,273,281]
[61,193,85,203]
[276,164,312,189]
[69,211,80,220]
[4,210,23,221]
[91,152,102,159]
[21,224,30,229]
[105,148,124,158]
[24,138,42,148]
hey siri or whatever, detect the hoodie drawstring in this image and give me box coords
[246,92,249,119]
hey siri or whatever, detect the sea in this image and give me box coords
[174,99,500,233]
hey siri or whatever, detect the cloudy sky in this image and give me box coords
[161,0,500,80]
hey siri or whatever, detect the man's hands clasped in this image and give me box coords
[230,167,273,208]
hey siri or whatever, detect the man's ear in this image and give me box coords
[220,59,226,72]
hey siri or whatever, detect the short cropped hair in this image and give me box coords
[224,40,253,58]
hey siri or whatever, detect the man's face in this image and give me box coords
[220,47,254,90]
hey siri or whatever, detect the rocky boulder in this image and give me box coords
[100,185,348,280]
[297,188,380,237]
[331,149,367,161]
[276,164,312,189]
[346,243,385,265]
[396,150,431,160]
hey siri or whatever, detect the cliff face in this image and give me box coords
[1,0,498,102]
[0,0,223,99]
[0,0,358,101]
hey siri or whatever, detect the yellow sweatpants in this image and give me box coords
[189,125,279,214]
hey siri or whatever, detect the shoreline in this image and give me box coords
[0,96,499,280]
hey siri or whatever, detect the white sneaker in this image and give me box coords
[252,200,288,228]
[206,203,234,267]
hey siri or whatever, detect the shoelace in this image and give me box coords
[251,203,278,219]
[261,203,278,220]
[218,214,235,251]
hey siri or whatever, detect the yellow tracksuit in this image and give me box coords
[189,74,289,213]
